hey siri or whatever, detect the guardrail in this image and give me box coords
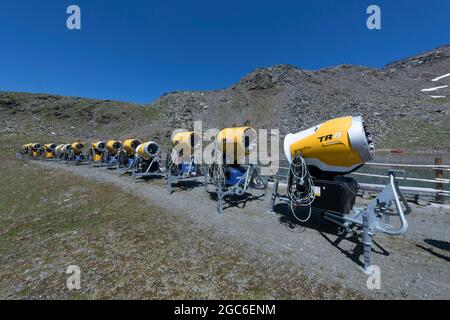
[261,157,449,204]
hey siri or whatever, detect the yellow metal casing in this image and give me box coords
[71,142,84,155]
[284,116,375,174]
[216,127,257,161]
[106,140,123,155]
[43,143,57,158]
[31,143,42,157]
[123,139,142,155]
[136,141,160,160]
[22,143,33,155]
[91,141,106,162]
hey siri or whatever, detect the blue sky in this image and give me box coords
[0,0,449,103]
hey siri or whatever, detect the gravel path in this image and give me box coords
[34,161,450,299]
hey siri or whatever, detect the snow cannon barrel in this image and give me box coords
[172,131,201,155]
[123,139,142,155]
[136,141,160,160]
[30,143,42,157]
[106,140,123,155]
[216,126,257,162]
[92,141,106,153]
[21,143,33,155]
[44,143,57,158]
[71,142,85,155]
[56,144,72,155]
[283,116,375,176]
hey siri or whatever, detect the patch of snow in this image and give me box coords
[430,95,446,99]
[432,73,450,82]
[421,85,448,92]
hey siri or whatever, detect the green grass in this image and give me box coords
[379,115,450,149]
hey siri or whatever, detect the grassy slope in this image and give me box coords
[0,135,361,299]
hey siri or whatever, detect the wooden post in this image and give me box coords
[435,157,444,203]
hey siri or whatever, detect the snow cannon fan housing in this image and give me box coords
[21,143,33,155]
[55,144,71,155]
[136,141,160,160]
[92,141,106,153]
[106,140,123,155]
[30,143,42,157]
[71,142,85,155]
[123,139,142,155]
[283,116,374,177]
[216,127,257,163]
[44,143,57,158]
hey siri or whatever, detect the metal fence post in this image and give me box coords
[435,157,444,204]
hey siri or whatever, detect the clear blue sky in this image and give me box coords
[0,0,449,103]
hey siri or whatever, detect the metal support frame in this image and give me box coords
[66,151,89,166]
[166,156,197,194]
[206,164,267,214]
[268,170,410,271]
[132,156,164,179]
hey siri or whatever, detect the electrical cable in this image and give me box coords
[287,155,315,222]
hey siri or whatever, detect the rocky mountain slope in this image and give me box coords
[1,44,449,151]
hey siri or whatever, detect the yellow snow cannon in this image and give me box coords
[283,116,375,176]
[268,116,409,272]
[136,141,160,160]
[88,141,107,165]
[123,139,142,156]
[21,143,33,156]
[43,143,57,159]
[104,140,123,168]
[30,143,42,158]
[166,131,202,194]
[69,141,87,163]
[106,140,123,155]
[132,141,163,178]
[116,138,142,171]
[204,126,266,213]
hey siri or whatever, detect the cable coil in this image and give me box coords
[287,155,316,222]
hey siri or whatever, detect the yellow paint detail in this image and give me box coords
[71,142,84,155]
[289,116,363,167]
[92,153,102,162]
[123,139,142,155]
[106,140,122,154]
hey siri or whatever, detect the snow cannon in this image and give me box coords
[43,143,57,159]
[116,138,142,172]
[166,131,202,194]
[268,116,409,271]
[21,143,33,157]
[69,141,87,163]
[88,141,107,165]
[204,126,266,213]
[30,143,42,158]
[283,116,375,177]
[55,144,72,160]
[123,139,142,156]
[104,140,123,167]
[132,141,163,178]
[136,141,160,160]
